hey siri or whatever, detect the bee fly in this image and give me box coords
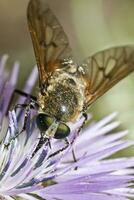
[17,0,134,156]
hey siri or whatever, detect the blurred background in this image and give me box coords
[0,0,134,154]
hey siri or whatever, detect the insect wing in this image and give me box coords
[27,0,72,87]
[81,45,134,107]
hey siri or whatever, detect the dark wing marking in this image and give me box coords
[27,0,72,87]
[81,45,134,107]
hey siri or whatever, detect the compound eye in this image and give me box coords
[54,123,70,139]
[36,113,54,132]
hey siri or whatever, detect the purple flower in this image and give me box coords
[0,54,134,200]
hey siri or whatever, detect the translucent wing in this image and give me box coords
[27,0,72,87]
[81,45,134,107]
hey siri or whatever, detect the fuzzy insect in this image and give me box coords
[25,0,134,155]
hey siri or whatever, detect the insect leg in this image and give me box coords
[32,136,49,157]
[48,138,70,158]
[20,104,32,133]
[6,101,36,146]
[72,148,78,170]
[71,112,88,167]
[14,89,37,101]
[14,103,29,112]
[4,103,29,147]
[77,112,88,135]
[7,89,37,113]
[6,103,32,146]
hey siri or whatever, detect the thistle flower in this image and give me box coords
[0,54,134,200]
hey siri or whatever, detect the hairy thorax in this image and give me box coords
[38,69,85,122]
